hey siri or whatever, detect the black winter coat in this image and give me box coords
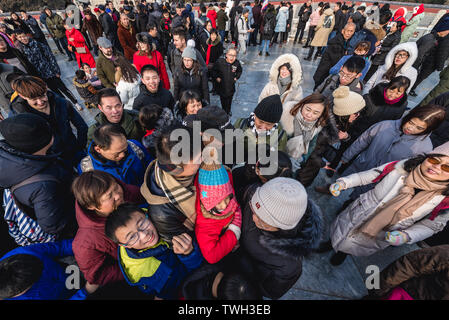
[0,63,24,112]
[173,66,210,103]
[0,141,76,237]
[414,32,449,71]
[261,11,276,40]
[313,32,351,87]
[429,91,449,148]
[240,188,323,299]
[211,57,243,98]
[100,12,117,37]
[333,9,346,32]
[371,30,402,66]
[297,4,312,24]
[132,83,175,111]
[349,82,408,139]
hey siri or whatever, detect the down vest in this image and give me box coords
[258,53,303,105]
[331,160,449,257]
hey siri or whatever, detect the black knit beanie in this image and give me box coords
[254,94,283,124]
[0,113,53,154]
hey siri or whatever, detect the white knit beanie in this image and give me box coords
[430,141,449,157]
[250,177,308,230]
[332,86,366,116]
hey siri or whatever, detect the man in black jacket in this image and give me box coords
[333,2,347,35]
[293,0,312,44]
[133,64,175,111]
[313,22,356,89]
[409,21,449,97]
[211,48,242,115]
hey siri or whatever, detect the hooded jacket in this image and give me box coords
[0,141,75,237]
[10,91,87,163]
[132,82,175,112]
[274,6,289,33]
[117,237,203,299]
[78,139,153,187]
[240,192,323,299]
[401,4,425,43]
[133,48,170,90]
[364,41,418,94]
[72,181,144,285]
[86,110,144,148]
[310,8,335,47]
[258,53,303,105]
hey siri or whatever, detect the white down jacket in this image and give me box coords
[330,159,449,257]
[258,53,303,105]
[363,41,418,94]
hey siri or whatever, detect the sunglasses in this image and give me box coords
[427,157,449,173]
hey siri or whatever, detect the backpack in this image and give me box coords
[3,174,60,246]
[323,15,333,29]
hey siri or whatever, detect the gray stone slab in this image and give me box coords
[280,288,347,300]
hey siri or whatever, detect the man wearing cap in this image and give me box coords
[0,113,77,241]
[238,177,323,299]
[96,37,124,88]
[98,4,122,52]
[234,94,288,163]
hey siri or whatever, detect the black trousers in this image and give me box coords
[364,64,379,83]
[411,64,436,92]
[220,95,233,114]
[46,76,78,104]
[294,22,307,43]
[305,25,316,46]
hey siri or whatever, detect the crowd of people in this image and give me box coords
[0,0,448,301]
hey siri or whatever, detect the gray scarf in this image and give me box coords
[293,111,319,154]
[277,75,292,96]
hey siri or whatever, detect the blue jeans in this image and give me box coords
[259,40,270,53]
[219,30,226,43]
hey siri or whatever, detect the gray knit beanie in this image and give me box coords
[182,46,197,61]
[250,177,308,230]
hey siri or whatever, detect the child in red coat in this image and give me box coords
[194,147,242,264]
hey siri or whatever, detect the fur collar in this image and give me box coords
[268,54,302,90]
[258,200,324,260]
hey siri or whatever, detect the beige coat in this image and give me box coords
[330,160,449,257]
[310,8,335,47]
[258,53,303,105]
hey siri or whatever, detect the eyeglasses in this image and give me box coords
[427,157,449,173]
[211,194,234,215]
[339,70,356,80]
[395,53,409,58]
[118,214,152,247]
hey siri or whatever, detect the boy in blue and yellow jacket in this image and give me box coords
[105,204,203,299]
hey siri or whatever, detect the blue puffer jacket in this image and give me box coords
[118,240,203,299]
[1,239,88,300]
[10,91,88,165]
[0,141,76,236]
[79,139,153,186]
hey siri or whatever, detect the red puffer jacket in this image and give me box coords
[133,50,170,90]
[72,180,145,285]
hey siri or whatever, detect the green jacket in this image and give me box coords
[96,51,120,88]
[86,110,144,148]
[216,9,229,31]
[234,117,288,162]
[420,65,449,106]
[45,12,66,39]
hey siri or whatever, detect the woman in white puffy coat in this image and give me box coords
[327,142,449,265]
[363,42,418,94]
[258,53,303,105]
[114,56,141,110]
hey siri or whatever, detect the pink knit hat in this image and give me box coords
[430,141,449,157]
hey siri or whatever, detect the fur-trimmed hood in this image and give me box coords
[280,100,297,136]
[384,41,418,73]
[258,199,324,260]
[268,53,303,89]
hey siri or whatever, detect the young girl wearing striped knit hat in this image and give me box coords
[194,146,242,264]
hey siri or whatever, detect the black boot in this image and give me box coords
[304,47,313,61]
[330,251,348,266]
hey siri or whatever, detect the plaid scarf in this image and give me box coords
[248,113,278,136]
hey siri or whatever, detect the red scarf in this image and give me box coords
[206,44,213,66]
[384,89,404,105]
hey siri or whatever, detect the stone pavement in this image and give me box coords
[55,38,439,300]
